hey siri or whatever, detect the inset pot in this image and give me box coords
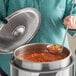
[10,43,74,76]
[13,43,72,71]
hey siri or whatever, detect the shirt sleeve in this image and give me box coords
[0,0,8,23]
[64,0,76,36]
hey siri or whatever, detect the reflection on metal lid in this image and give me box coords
[0,8,41,54]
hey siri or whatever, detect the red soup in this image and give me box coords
[17,45,69,62]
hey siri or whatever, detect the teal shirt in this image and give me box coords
[0,0,76,76]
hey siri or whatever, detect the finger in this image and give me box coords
[73,17,76,25]
[63,19,70,25]
[64,16,70,21]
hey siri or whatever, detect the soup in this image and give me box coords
[17,45,69,62]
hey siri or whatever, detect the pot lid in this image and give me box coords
[0,8,41,54]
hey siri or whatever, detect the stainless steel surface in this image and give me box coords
[10,56,74,76]
[0,8,41,54]
[14,43,71,71]
[12,25,25,37]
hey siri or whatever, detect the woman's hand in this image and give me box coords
[63,16,76,30]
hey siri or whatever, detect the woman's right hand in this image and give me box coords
[63,16,76,30]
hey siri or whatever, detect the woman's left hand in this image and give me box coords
[63,16,76,30]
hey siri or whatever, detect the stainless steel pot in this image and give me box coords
[13,43,72,71]
[10,56,74,76]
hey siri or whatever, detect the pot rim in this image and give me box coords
[14,43,72,64]
[10,56,74,73]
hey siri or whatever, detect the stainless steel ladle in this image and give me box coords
[47,0,75,54]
